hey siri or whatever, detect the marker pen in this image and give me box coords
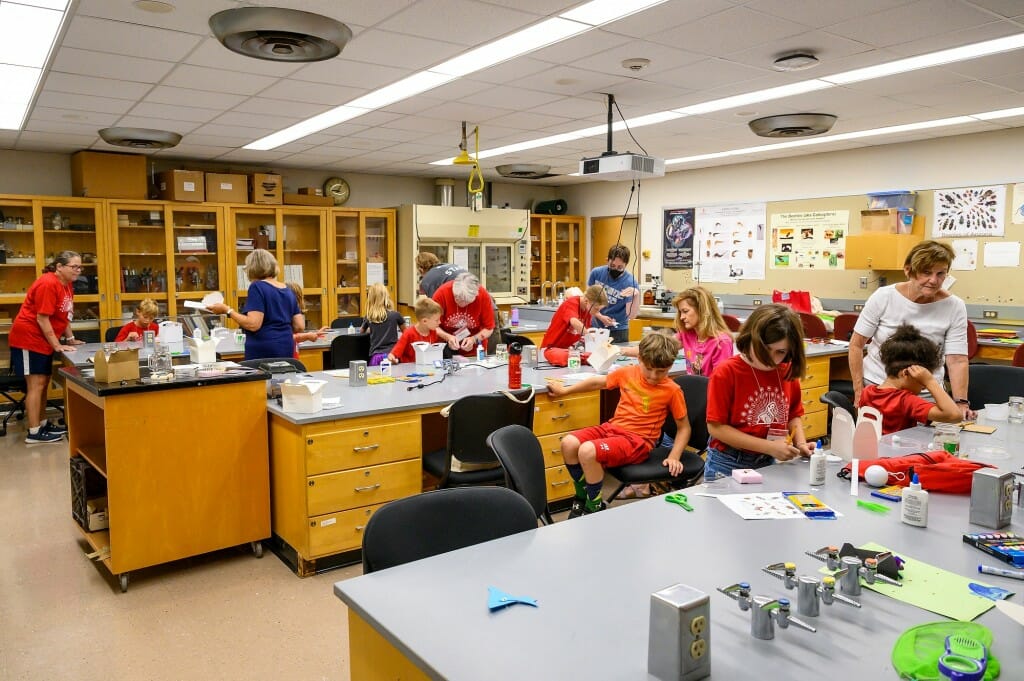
[978,564,1024,580]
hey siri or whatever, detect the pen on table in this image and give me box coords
[978,564,1024,580]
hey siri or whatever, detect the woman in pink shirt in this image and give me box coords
[672,286,734,377]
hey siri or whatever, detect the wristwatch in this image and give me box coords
[955,398,970,405]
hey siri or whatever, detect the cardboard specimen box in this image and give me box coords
[205,173,248,203]
[157,170,205,202]
[250,173,283,204]
[93,347,140,383]
[71,151,147,199]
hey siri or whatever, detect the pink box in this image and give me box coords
[732,468,763,484]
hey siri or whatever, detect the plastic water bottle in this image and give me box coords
[510,307,519,326]
[809,439,826,486]
[379,358,392,376]
[568,348,581,369]
[348,322,356,335]
[476,342,486,362]
[507,343,522,389]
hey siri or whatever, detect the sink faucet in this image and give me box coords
[553,281,566,302]
[541,280,553,305]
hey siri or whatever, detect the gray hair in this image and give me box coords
[245,248,278,281]
[452,271,480,306]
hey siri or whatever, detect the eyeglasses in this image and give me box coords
[63,264,83,270]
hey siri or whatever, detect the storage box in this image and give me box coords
[93,347,140,383]
[187,336,217,364]
[87,496,109,532]
[176,235,207,252]
[412,341,446,366]
[280,379,327,413]
[867,191,916,211]
[157,170,205,202]
[205,173,248,203]
[297,187,323,196]
[70,456,107,532]
[71,151,147,199]
[283,192,333,207]
[250,173,283,204]
[860,209,915,234]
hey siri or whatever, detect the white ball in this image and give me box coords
[864,465,889,488]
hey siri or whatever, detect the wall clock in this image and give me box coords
[323,176,350,206]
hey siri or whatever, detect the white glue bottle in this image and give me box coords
[809,439,826,486]
[901,470,929,527]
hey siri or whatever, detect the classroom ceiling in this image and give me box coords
[4,0,1024,185]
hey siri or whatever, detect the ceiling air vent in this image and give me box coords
[748,113,837,138]
[98,127,182,149]
[496,164,554,180]
[209,7,352,62]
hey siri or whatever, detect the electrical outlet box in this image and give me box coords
[645,273,653,283]
[854,304,864,312]
[649,584,710,681]
[878,275,888,287]
[983,310,998,319]
[859,276,868,289]
[752,299,762,306]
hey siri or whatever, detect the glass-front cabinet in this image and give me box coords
[529,214,586,302]
[329,209,395,320]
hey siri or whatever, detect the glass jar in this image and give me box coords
[1009,396,1024,425]
[930,422,961,457]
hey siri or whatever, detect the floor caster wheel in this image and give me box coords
[119,573,129,593]
[252,541,263,558]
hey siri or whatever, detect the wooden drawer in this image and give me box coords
[544,465,575,502]
[801,410,828,440]
[307,460,421,517]
[534,393,600,436]
[802,357,830,389]
[308,503,386,557]
[305,415,422,475]
[800,384,828,414]
[536,432,569,468]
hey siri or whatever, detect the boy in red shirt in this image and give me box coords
[541,284,607,350]
[859,323,961,434]
[546,333,688,517]
[115,299,159,342]
[389,296,443,364]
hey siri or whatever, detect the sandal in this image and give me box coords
[621,484,651,499]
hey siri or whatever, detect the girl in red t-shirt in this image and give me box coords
[705,304,812,481]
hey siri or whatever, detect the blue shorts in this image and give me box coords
[11,347,54,376]
[704,445,774,482]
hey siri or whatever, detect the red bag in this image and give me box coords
[772,289,812,314]
[839,451,992,494]
[543,347,591,367]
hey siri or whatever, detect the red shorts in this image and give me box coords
[570,422,650,467]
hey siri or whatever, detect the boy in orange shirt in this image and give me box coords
[547,332,689,517]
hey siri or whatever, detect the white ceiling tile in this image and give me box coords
[460,1,573,16]
[50,47,176,83]
[157,144,236,160]
[945,49,1024,81]
[646,58,769,92]
[257,80,364,106]
[189,124,268,144]
[183,38,305,78]
[887,20,1021,57]
[564,39,705,77]
[16,130,98,146]
[455,85,564,110]
[648,7,812,57]
[527,29,634,67]
[23,118,106,136]
[966,0,1024,18]
[745,0,913,29]
[485,111,577,131]
[378,0,538,46]
[144,86,248,111]
[283,0,420,26]
[322,137,385,151]
[725,30,875,71]
[231,98,329,119]
[289,59,407,88]
[505,65,624,97]
[416,101,518,123]
[840,65,970,96]
[75,0,238,34]
[212,111,298,131]
[114,116,201,135]
[129,101,221,124]
[600,0,739,40]
[213,149,297,163]
[162,64,279,96]
[349,111,403,127]
[378,96,448,116]
[27,107,117,126]
[35,91,136,115]
[375,115,453,133]
[986,72,1024,93]
[62,15,203,62]
[463,57,552,86]
[349,127,424,143]
[41,72,153,100]
[341,29,465,70]
[888,79,1015,107]
[827,0,998,48]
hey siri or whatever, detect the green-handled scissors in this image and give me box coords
[665,492,693,511]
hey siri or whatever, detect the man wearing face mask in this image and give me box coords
[588,244,640,344]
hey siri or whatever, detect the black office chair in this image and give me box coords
[820,390,856,420]
[605,374,709,503]
[501,332,535,347]
[487,424,553,525]
[331,316,365,330]
[104,326,120,342]
[968,364,1024,408]
[361,487,537,573]
[238,357,306,372]
[0,369,28,436]
[422,389,536,489]
[328,332,370,370]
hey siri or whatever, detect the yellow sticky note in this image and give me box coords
[468,224,479,237]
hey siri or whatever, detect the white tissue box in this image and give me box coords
[281,379,327,413]
[413,342,446,366]
[187,336,218,364]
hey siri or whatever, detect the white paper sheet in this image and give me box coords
[715,493,806,520]
[984,241,1021,268]
[366,262,385,285]
[951,239,978,270]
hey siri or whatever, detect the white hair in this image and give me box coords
[452,272,480,306]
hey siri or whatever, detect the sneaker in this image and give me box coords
[43,421,68,437]
[567,498,587,519]
[583,501,607,515]
[26,428,63,444]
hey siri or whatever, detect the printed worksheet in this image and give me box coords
[715,493,806,520]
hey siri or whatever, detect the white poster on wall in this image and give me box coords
[933,185,1006,237]
[769,210,848,271]
[694,203,766,282]
[984,241,1020,268]
[950,239,978,271]
[1013,183,1024,225]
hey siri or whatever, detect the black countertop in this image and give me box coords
[60,365,268,397]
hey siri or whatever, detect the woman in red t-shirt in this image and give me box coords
[9,251,85,443]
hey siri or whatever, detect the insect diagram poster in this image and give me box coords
[662,208,695,269]
[694,203,766,282]
[770,210,848,270]
[934,185,1006,237]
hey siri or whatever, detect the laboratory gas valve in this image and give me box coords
[717,582,816,640]
[762,562,861,617]
[837,556,902,596]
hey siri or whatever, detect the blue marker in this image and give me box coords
[979,564,1024,580]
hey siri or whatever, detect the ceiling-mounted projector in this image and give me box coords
[579,152,665,181]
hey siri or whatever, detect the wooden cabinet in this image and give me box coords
[801,356,830,440]
[529,214,586,302]
[533,392,600,502]
[845,215,923,270]
[329,208,396,320]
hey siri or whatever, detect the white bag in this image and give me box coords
[157,320,184,354]
[412,342,446,366]
[584,328,610,354]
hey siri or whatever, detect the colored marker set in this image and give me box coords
[963,532,1024,568]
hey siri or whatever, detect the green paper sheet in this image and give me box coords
[860,542,1001,621]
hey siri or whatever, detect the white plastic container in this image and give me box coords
[809,441,826,486]
[901,473,929,527]
[831,408,855,461]
[412,341,445,366]
[157,320,184,354]
[280,379,327,414]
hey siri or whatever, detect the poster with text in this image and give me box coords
[694,203,766,282]
[770,210,848,271]
[933,185,1005,237]
[662,208,695,269]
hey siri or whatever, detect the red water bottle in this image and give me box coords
[507,342,522,389]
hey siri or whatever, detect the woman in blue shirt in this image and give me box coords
[208,249,303,360]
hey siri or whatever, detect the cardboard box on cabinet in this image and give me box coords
[205,173,248,203]
[250,173,283,204]
[156,170,205,202]
[70,151,147,199]
[283,192,332,207]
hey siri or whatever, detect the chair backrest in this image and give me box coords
[722,314,741,332]
[1013,343,1024,368]
[329,333,370,370]
[361,487,536,573]
[238,357,307,372]
[104,326,120,342]
[798,312,829,339]
[832,313,858,342]
[447,389,535,465]
[968,364,1024,407]
[331,316,365,330]
[501,331,535,347]
[663,374,710,452]
[486,425,548,521]
[820,390,856,419]
[966,320,979,359]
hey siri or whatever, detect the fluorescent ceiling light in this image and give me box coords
[562,0,669,26]
[0,0,70,130]
[347,71,456,110]
[432,18,587,77]
[971,106,1024,121]
[245,106,367,150]
[822,33,1024,85]
[673,80,831,116]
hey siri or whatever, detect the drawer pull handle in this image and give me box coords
[551,480,570,487]
[549,449,560,455]
[352,444,380,452]
[354,483,382,493]
[355,525,366,532]
[551,414,570,421]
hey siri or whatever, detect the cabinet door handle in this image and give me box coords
[551,413,570,421]
[355,525,366,531]
[551,480,570,487]
[354,483,382,492]
[352,444,380,452]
